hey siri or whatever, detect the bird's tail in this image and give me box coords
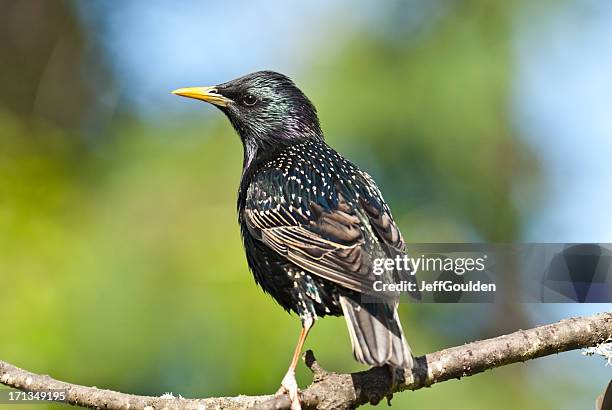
[339,295,413,369]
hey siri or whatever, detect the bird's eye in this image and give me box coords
[243,94,258,106]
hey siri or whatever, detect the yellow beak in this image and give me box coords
[171,86,232,107]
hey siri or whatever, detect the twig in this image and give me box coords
[1,312,610,410]
[583,338,612,366]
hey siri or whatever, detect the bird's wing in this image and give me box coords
[244,167,406,295]
[356,171,406,258]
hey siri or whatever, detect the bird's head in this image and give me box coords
[173,71,322,155]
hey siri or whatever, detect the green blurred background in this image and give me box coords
[0,1,610,409]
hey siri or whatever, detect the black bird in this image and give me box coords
[173,71,413,409]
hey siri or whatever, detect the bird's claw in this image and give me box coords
[276,371,301,410]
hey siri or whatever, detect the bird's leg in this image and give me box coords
[276,316,314,410]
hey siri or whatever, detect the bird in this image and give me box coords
[172,71,413,410]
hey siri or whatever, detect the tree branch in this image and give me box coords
[1,312,610,410]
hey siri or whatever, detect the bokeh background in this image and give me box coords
[1,1,610,409]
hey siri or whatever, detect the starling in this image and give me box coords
[173,71,413,409]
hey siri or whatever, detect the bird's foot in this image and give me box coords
[276,371,301,410]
